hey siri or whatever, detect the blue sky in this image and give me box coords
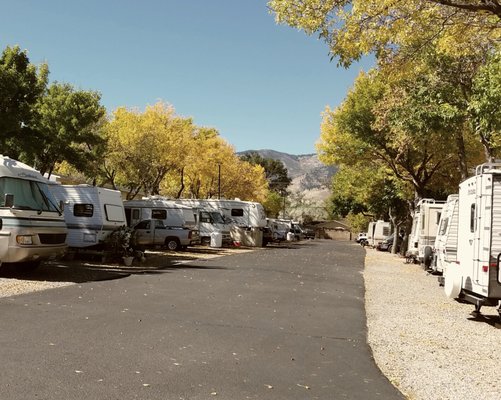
[1,0,372,155]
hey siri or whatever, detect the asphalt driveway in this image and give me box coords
[0,240,404,400]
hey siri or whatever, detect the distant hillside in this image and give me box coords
[239,149,337,220]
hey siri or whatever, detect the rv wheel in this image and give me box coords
[165,238,181,251]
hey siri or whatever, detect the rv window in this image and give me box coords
[132,209,140,220]
[470,204,476,232]
[74,204,93,217]
[231,208,244,217]
[436,212,441,225]
[152,209,167,220]
[382,227,390,236]
[105,204,125,222]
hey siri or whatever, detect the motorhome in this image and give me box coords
[173,199,231,245]
[49,184,126,248]
[444,163,501,318]
[407,198,445,266]
[266,218,290,242]
[0,156,67,268]
[366,220,391,247]
[432,194,459,277]
[176,199,267,246]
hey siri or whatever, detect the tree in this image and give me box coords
[23,82,106,177]
[317,69,474,199]
[469,51,501,161]
[0,45,48,155]
[269,0,500,67]
[105,102,194,198]
[239,152,292,193]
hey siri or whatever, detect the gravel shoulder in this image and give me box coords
[364,247,500,400]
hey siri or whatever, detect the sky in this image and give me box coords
[1,0,372,155]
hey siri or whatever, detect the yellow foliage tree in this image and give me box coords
[104,101,193,199]
[269,0,500,67]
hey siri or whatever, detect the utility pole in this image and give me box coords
[218,163,221,199]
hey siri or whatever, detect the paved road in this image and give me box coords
[0,240,404,400]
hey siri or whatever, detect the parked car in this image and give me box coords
[376,233,402,252]
[355,232,368,243]
[132,219,200,251]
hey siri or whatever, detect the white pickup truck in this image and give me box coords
[132,219,200,251]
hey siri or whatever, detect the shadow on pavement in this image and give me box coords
[0,249,231,284]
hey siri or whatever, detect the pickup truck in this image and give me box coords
[132,219,200,251]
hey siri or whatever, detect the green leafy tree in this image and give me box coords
[24,82,106,177]
[240,152,292,193]
[318,69,470,199]
[0,45,48,155]
[469,51,501,161]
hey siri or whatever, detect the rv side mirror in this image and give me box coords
[59,200,64,212]
[4,194,14,208]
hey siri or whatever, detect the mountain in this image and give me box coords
[239,150,337,215]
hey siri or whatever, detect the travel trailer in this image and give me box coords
[0,156,67,268]
[406,209,420,261]
[123,197,196,229]
[366,220,391,247]
[444,163,501,318]
[49,184,126,248]
[407,198,445,266]
[432,194,459,277]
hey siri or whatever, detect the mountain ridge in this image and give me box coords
[239,149,336,211]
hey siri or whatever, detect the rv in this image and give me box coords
[444,163,501,318]
[432,194,459,277]
[48,184,126,248]
[366,220,391,247]
[174,199,232,245]
[176,199,267,246]
[123,197,196,229]
[407,198,445,267]
[406,209,420,261]
[0,156,67,268]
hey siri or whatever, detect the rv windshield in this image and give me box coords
[0,177,60,212]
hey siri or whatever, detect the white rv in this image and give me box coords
[432,194,459,276]
[444,163,501,317]
[49,184,126,248]
[123,197,196,229]
[408,198,445,266]
[406,209,420,261]
[266,218,291,242]
[366,220,391,247]
[0,156,67,268]
[176,199,267,246]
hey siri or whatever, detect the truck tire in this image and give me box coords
[165,238,181,251]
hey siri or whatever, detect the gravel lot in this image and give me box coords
[365,248,500,400]
[1,243,499,400]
